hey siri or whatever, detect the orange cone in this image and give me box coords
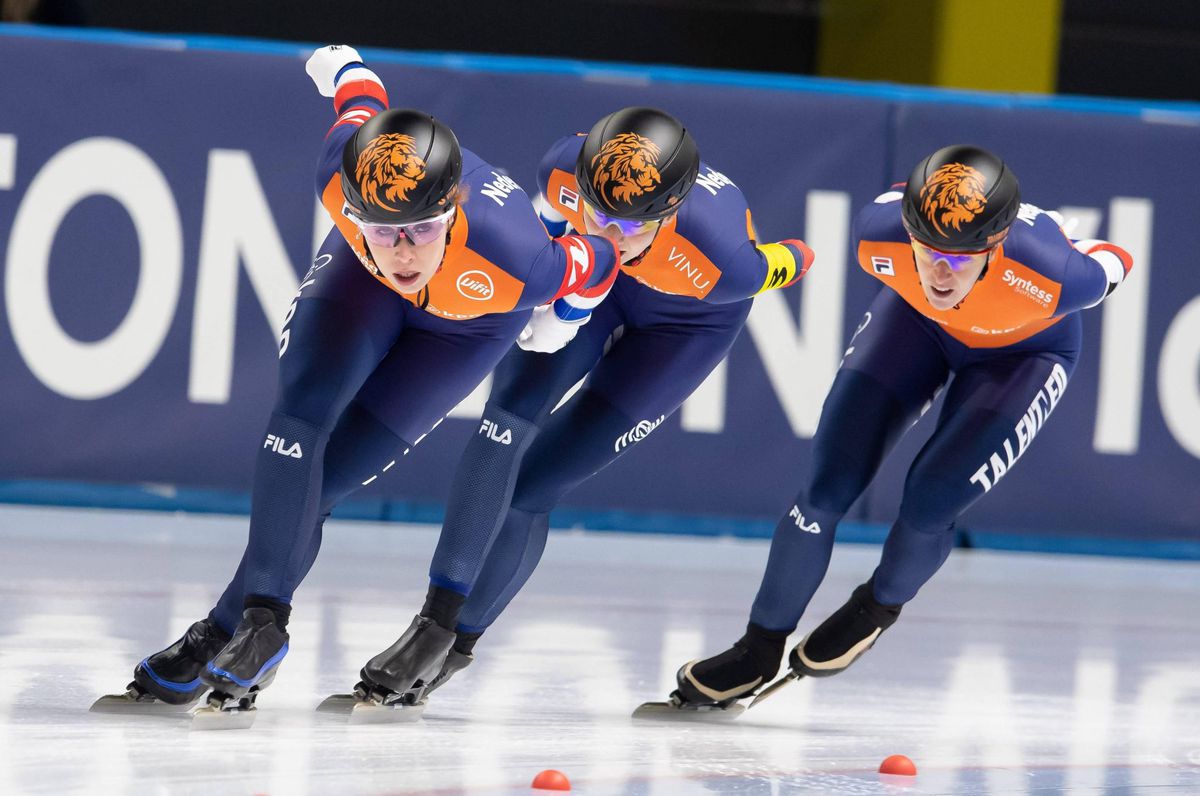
[531,769,571,791]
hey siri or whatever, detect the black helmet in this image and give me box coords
[575,107,700,221]
[341,108,463,224]
[901,144,1020,252]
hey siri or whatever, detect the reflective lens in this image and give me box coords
[911,237,990,272]
[359,224,406,248]
[582,202,662,236]
[344,205,455,248]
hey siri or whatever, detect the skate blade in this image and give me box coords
[747,672,800,709]
[631,700,746,722]
[89,693,196,715]
[316,694,426,724]
[190,704,257,731]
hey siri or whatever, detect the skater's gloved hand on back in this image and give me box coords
[515,223,618,354]
[517,304,585,354]
[306,45,364,97]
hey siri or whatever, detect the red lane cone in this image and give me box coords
[531,769,571,791]
[878,754,917,776]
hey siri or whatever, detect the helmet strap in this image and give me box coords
[623,218,669,268]
[359,234,383,276]
[976,249,994,283]
[434,205,460,274]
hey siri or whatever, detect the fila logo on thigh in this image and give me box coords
[479,418,513,445]
[264,434,303,458]
[789,506,821,534]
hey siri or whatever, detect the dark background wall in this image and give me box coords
[9,0,1198,101]
[1058,0,1200,101]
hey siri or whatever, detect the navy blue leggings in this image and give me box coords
[210,234,527,632]
[749,288,1080,631]
[427,275,752,632]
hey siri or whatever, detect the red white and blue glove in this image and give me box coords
[305,45,366,97]
[518,270,615,353]
[517,304,588,353]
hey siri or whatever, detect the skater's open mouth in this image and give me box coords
[391,271,422,289]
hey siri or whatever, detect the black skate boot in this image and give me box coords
[742,579,905,708]
[633,623,788,721]
[91,617,232,714]
[317,615,454,724]
[192,607,289,730]
[790,578,902,677]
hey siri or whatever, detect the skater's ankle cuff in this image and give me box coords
[244,596,292,630]
[205,611,236,639]
[745,622,792,642]
[421,585,466,631]
[452,629,483,656]
[739,622,789,676]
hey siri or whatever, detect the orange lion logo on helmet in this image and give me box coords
[356,133,427,209]
[919,163,988,236]
[591,133,662,207]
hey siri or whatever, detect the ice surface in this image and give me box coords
[1,504,1198,794]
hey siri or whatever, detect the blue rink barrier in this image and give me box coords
[3,478,1199,562]
[1,25,1198,553]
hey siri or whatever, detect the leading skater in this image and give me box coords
[93,45,620,723]
[355,106,816,709]
[643,144,1134,716]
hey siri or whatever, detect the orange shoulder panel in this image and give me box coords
[321,175,379,278]
[623,217,722,299]
[544,168,588,234]
[545,169,721,299]
[417,211,524,320]
[322,178,523,319]
[857,240,1065,348]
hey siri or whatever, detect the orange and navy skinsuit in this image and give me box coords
[428,132,816,637]
[853,189,1132,350]
[748,190,1134,634]
[538,133,812,302]
[211,66,619,627]
[316,78,617,321]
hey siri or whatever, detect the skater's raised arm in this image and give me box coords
[306,45,390,203]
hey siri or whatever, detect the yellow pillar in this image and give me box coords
[936,0,1061,92]
[818,0,941,86]
[818,0,1062,94]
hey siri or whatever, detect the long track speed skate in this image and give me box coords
[636,581,902,721]
[633,668,806,719]
[318,615,454,725]
[634,623,793,721]
[633,660,756,721]
[190,607,289,731]
[632,691,749,721]
[316,680,428,725]
[91,618,232,716]
[90,682,200,716]
[191,669,279,731]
